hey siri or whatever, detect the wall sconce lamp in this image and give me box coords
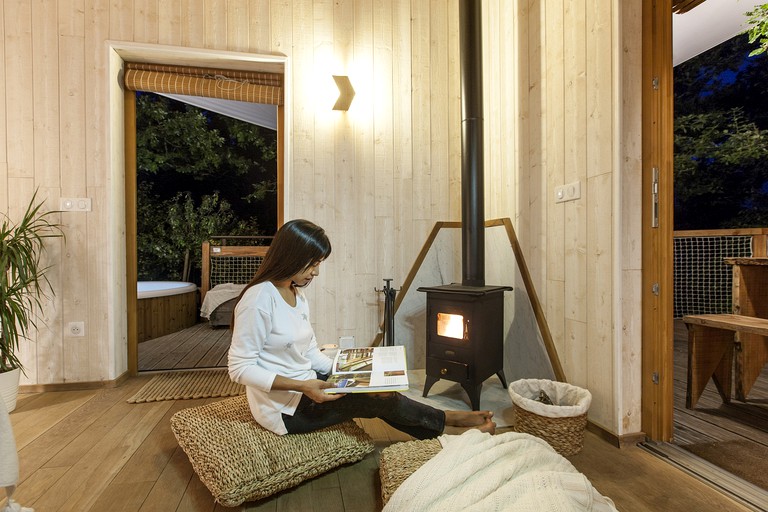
[332,75,355,111]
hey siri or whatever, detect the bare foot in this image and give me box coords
[444,410,494,427]
[477,418,496,434]
[444,418,496,436]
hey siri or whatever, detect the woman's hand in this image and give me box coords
[271,375,343,403]
[299,379,345,403]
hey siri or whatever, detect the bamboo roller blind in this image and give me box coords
[123,63,284,105]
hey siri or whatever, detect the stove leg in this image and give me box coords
[496,369,507,389]
[422,375,439,398]
[462,382,483,411]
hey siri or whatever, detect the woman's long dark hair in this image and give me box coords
[230,219,331,328]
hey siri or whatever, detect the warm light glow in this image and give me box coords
[308,52,374,119]
[437,313,465,340]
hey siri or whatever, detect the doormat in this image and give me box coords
[128,369,244,403]
[682,439,768,491]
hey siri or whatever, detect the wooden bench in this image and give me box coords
[682,314,768,408]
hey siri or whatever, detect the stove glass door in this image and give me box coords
[436,312,466,340]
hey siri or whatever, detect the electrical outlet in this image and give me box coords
[67,321,85,337]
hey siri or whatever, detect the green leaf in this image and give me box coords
[745,4,768,56]
[0,190,64,374]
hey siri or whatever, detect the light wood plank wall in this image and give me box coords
[482,0,642,435]
[0,0,642,436]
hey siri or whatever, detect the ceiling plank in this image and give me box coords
[672,0,708,14]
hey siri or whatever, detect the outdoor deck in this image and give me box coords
[672,319,768,444]
[138,322,231,371]
[671,319,768,492]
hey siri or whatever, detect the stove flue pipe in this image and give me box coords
[459,0,485,287]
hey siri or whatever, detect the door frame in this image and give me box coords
[641,0,675,442]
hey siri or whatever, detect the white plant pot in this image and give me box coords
[0,368,21,413]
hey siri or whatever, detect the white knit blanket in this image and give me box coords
[383,430,618,512]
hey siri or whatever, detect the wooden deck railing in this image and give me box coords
[201,237,272,301]
[673,228,768,318]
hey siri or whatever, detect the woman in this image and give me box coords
[228,219,495,439]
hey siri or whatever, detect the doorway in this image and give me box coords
[111,44,287,376]
[669,11,768,497]
[641,2,768,504]
[132,92,277,372]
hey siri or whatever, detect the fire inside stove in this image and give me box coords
[437,313,466,340]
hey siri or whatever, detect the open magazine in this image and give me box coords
[324,345,409,393]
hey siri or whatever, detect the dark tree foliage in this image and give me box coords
[136,93,277,284]
[675,109,768,229]
[674,34,768,230]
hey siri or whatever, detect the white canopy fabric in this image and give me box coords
[159,93,277,131]
[674,0,765,66]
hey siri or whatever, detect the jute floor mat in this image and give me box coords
[128,369,244,403]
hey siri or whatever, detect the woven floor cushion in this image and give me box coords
[379,438,442,506]
[170,395,375,507]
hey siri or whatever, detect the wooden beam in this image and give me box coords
[371,222,451,347]
[672,0,707,14]
[500,218,566,382]
[372,218,566,384]
[125,91,138,377]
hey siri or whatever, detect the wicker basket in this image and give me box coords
[379,438,442,506]
[508,379,591,456]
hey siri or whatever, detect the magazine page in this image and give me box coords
[370,345,408,372]
[325,369,408,393]
[325,345,409,393]
[332,345,407,375]
[332,347,375,374]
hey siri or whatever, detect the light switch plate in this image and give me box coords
[554,181,581,203]
[60,197,92,211]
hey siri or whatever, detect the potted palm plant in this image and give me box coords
[0,191,63,412]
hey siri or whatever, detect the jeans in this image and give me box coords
[282,391,446,440]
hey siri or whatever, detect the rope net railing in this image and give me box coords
[673,234,753,318]
[202,237,272,297]
[210,255,265,288]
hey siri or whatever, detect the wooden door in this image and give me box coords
[642,0,675,442]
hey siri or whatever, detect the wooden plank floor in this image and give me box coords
[106,320,768,511]
[7,377,755,512]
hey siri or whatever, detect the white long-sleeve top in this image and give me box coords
[228,281,333,434]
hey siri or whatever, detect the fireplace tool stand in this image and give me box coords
[376,278,398,346]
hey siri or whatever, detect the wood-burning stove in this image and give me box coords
[417,0,511,410]
[418,284,511,410]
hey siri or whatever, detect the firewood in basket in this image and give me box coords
[534,390,554,405]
